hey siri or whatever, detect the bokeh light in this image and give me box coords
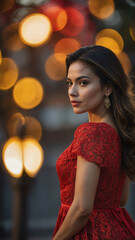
[0,0,15,13]
[19,13,52,47]
[129,22,135,41]
[39,5,67,31]
[95,29,124,55]
[2,23,25,51]
[0,58,18,90]
[2,137,44,178]
[60,7,85,37]
[117,52,132,76]
[23,138,44,177]
[7,112,25,137]
[0,49,2,64]
[45,53,66,81]
[24,116,42,141]
[54,38,81,62]
[2,137,23,178]
[13,77,44,109]
[7,113,42,141]
[88,0,115,19]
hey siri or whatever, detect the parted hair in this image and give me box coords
[66,45,135,181]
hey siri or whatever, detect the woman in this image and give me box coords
[52,45,135,239]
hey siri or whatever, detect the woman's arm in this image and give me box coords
[120,175,130,207]
[53,155,100,240]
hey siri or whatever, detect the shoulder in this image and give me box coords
[74,122,114,140]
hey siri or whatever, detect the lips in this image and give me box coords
[70,100,81,106]
[71,100,80,103]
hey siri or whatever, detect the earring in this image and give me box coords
[104,95,111,109]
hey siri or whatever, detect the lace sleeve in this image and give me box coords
[73,124,112,167]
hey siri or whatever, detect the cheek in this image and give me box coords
[83,85,103,101]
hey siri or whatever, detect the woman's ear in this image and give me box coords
[105,85,113,96]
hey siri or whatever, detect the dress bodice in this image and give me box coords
[53,122,135,240]
[56,122,126,208]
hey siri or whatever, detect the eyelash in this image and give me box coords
[66,80,88,87]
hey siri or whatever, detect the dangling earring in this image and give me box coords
[104,94,111,109]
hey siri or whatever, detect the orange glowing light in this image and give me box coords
[60,7,85,37]
[95,29,124,55]
[7,112,25,137]
[41,5,67,31]
[0,0,15,13]
[19,13,52,47]
[2,137,23,178]
[23,138,44,177]
[117,52,132,76]
[54,38,81,62]
[45,53,66,81]
[13,77,44,109]
[88,0,115,19]
[7,113,42,141]
[24,116,42,141]
[2,137,44,178]
[129,22,135,41]
[0,49,2,64]
[0,58,18,90]
[2,23,25,51]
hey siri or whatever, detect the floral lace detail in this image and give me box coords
[53,123,135,239]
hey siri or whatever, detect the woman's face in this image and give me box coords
[67,60,107,115]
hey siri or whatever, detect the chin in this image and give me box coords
[73,109,87,114]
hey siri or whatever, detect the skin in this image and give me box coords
[53,60,129,240]
[67,60,113,124]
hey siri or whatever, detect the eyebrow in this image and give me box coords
[66,76,90,81]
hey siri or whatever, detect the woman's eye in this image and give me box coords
[66,81,72,87]
[80,81,88,86]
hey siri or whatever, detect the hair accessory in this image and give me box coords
[104,95,111,109]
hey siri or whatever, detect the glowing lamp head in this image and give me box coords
[2,137,44,178]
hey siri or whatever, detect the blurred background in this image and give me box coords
[0,0,135,239]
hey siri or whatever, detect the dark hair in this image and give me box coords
[66,45,135,181]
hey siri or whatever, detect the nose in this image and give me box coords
[68,84,78,97]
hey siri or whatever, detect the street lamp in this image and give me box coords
[2,135,44,240]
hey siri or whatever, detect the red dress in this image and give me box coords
[53,122,135,239]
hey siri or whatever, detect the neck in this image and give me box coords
[88,109,112,124]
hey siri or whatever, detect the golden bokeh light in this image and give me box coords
[95,29,124,55]
[2,23,25,51]
[41,5,67,31]
[0,0,15,13]
[0,49,2,64]
[117,52,132,76]
[13,77,44,109]
[19,13,52,47]
[2,137,23,178]
[7,112,25,137]
[7,113,42,141]
[45,53,66,81]
[129,22,135,41]
[2,137,44,178]
[54,38,81,62]
[60,7,85,36]
[0,58,18,90]
[88,0,115,19]
[23,138,44,177]
[24,116,42,141]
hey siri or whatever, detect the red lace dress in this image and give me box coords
[52,122,135,240]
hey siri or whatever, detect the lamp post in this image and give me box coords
[2,128,44,240]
